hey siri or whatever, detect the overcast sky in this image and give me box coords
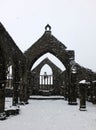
[0,0,96,72]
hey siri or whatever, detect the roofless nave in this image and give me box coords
[0,23,96,120]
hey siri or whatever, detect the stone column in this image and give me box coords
[19,61,29,105]
[0,81,6,120]
[0,49,6,120]
[92,81,96,104]
[20,80,28,104]
[12,65,20,106]
[79,82,87,111]
[68,69,77,105]
[68,84,77,105]
[13,81,19,106]
[41,76,43,86]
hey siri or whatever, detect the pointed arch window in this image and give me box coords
[40,64,53,90]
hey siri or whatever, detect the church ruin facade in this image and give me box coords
[0,23,96,119]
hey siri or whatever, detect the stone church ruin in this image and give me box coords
[0,23,96,120]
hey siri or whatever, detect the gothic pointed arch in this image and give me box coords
[30,58,63,95]
[24,25,75,70]
[32,57,62,75]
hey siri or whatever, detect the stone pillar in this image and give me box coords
[41,76,43,86]
[79,83,87,111]
[20,80,28,105]
[0,51,6,120]
[19,70,29,104]
[12,66,20,106]
[68,69,77,105]
[19,61,29,105]
[0,79,6,120]
[0,86,4,112]
[13,82,19,106]
[92,81,96,104]
[68,84,77,105]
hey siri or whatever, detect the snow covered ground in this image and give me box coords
[0,96,96,130]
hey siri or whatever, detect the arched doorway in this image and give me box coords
[32,52,65,71]
[30,58,63,95]
[24,25,76,104]
[24,25,74,71]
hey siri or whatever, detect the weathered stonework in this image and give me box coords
[24,25,75,70]
[0,46,6,119]
[0,22,28,106]
[24,24,76,102]
[30,58,62,95]
[0,22,96,117]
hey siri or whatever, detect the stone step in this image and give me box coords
[29,96,64,100]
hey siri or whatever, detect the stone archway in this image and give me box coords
[30,58,63,95]
[24,25,77,104]
[24,25,75,71]
[24,25,75,79]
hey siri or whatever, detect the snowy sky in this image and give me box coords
[0,0,96,71]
